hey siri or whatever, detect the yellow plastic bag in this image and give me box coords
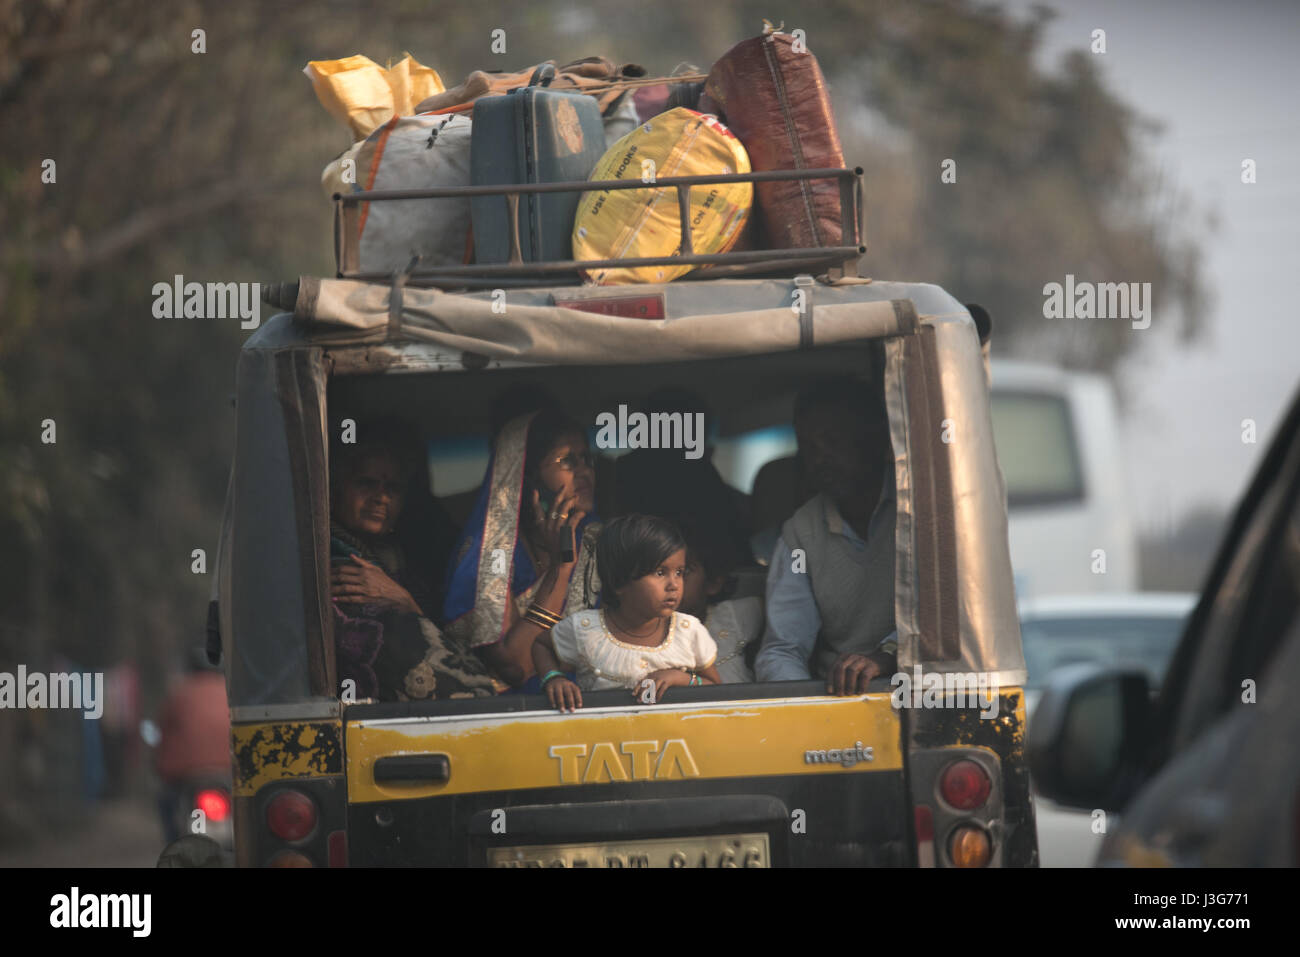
[304,53,446,139]
[385,54,446,119]
[573,108,752,285]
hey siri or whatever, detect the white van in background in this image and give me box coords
[989,359,1138,599]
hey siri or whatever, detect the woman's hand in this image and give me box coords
[530,487,586,568]
[545,676,583,713]
[331,555,420,614]
[638,668,694,703]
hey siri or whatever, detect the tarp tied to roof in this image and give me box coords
[288,276,918,363]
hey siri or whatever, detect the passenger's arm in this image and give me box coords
[480,490,587,686]
[478,560,577,686]
[534,626,582,712]
[531,630,563,680]
[331,555,421,615]
[754,539,821,682]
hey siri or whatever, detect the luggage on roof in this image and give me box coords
[305,53,446,139]
[470,67,607,265]
[336,113,473,276]
[572,107,752,285]
[702,23,848,250]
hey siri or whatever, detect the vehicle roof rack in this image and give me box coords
[333,166,865,289]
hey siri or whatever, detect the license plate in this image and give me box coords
[488,833,770,868]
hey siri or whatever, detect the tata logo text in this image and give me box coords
[548,739,699,784]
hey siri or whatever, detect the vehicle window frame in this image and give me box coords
[316,335,943,709]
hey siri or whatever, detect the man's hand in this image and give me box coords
[827,652,884,696]
[331,555,419,613]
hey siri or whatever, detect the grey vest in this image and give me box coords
[782,493,895,680]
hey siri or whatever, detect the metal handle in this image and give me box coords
[373,754,451,784]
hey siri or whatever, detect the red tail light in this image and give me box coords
[195,788,230,823]
[939,759,991,810]
[266,789,317,842]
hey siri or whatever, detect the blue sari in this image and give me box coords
[441,411,600,691]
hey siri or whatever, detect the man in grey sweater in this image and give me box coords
[755,376,898,694]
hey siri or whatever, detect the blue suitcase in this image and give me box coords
[470,71,607,264]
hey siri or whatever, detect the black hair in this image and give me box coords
[649,511,750,604]
[522,407,586,495]
[678,518,748,583]
[793,375,887,434]
[490,384,562,440]
[596,514,686,609]
[331,416,423,491]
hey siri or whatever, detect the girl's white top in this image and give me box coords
[551,609,718,692]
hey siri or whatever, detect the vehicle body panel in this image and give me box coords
[220,274,1034,866]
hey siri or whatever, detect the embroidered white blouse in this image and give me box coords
[550,609,718,692]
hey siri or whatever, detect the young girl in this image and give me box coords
[533,514,721,711]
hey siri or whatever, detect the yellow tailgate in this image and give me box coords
[346,693,902,803]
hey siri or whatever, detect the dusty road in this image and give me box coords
[0,798,162,868]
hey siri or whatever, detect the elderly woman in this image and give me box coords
[331,419,495,701]
[442,408,601,691]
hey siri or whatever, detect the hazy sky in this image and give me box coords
[998,0,1299,531]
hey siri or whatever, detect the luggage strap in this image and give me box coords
[388,256,419,339]
[794,274,815,349]
[892,298,920,335]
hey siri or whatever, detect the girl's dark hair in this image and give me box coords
[597,514,686,609]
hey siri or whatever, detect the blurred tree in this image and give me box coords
[0,0,1206,749]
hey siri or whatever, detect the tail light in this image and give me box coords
[195,788,230,823]
[939,759,991,811]
[949,825,993,867]
[914,806,936,868]
[266,789,318,842]
[268,850,314,868]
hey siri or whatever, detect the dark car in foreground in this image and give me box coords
[1028,383,1300,866]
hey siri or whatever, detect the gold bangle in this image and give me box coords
[527,602,562,623]
[523,606,560,629]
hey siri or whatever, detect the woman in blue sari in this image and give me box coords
[442,408,601,690]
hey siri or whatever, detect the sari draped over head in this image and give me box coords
[442,411,601,657]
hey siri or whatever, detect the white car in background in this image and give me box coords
[990,360,1139,599]
[1020,593,1195,866]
